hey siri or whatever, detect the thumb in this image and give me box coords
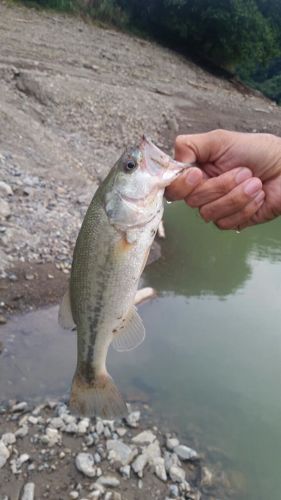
[175,130,227,164]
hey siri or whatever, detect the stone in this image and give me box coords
[169,484,179,498]
[106,439,136,466]
[164,451,181,472]
[166,437,179,451]
[112,493,122,500]
[132,430,156,444]
[0,315,7,325]
[119,464,130,479]
[0,181,13,196]
[69,492,79,499]
[20,482,35,500]
[125,411,140,428]
[174,445,198,461]
[131,453,147,478]
[169,465,186,483]
[1,432,16,446]
[77,418,89,434]
[200,466,214,488]
[153,457,167,482]
[0,199,10,219]
[75,453,96,477]
[11,401,27,412]
[15,424,29,438]
[49,417,65,429]
[144,440,161,463]
[116,427,127,437]
[96,476,120,488]
[0,441,9,468]
[28,415,38,424]
[64,422,78,433]
[95,420,104,435]
[41,427,61,446]
[104,494,112,500]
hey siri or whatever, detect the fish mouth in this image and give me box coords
[141,134,195,184]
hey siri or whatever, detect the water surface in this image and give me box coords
[1,202,281,499]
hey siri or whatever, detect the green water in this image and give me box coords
[113,201,281,499]
[1,201,281,498]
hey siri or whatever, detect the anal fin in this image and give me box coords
[111,306,145,352]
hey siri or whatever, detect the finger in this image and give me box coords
[215,191,265,230]
[186,167,253,207]
[199,177,263,222]
[165,167,203,201]
[174,130,232,164]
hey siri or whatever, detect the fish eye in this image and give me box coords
[124,159,137,172]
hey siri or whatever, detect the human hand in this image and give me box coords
[165,130,281,229]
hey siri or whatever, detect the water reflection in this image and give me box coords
[146,202,281,297]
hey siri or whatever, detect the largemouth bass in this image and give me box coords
[58,136,192,419]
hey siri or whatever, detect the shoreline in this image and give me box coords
[0,398,232,500]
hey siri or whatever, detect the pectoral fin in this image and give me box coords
[58,288,76,330]
[112,306,145,352]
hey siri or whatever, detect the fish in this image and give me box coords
[58,135,192,419]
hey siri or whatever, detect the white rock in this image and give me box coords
[0,199,10,219]
[125,411,140,428]
[166,437,179,450]
[64,422,78,433]
[89,492,101,499]
[89,482,105,494]
[174,445,198,461]
[96,420,104,435]
[20,482,35,500]
[1,432,16,446]
[96,476,120,487]
[164,451,181,472]
[61,413,76,425]
[41,427,61,446]
[119,464,130,479]
[116,427,127,437]
[0,182,13,196]
[69,492,79,499]
[28,416,38,425]
[106,440,136,466]
[131,453,147,478]
[153,456,167,482]
[169,465,186,483]
[0,441,10,468]
[145,440,161,463]
[104,493,112,500]
[169,484,179,498]
[112,493,122,500]
[77,418,90,434]
[75,453,96,478]
[15,425,29,438]
[49,417,65,429]
[94,452,101,463]
[132,430,156,444]
[11,401,28,412]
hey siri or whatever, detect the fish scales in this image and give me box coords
[58,136,192,418]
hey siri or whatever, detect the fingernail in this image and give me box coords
[244,178,262,197]
[235,168,252,184]
[185,168,201,186]
[254,191,265,203]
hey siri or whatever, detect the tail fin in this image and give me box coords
[69,371,128,419]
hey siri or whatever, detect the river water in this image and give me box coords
[1,201,281,499]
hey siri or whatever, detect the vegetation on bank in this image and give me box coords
[19,0,281,103]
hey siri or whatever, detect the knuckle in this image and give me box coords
[175,135,188,152]
[199,205,211,221]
